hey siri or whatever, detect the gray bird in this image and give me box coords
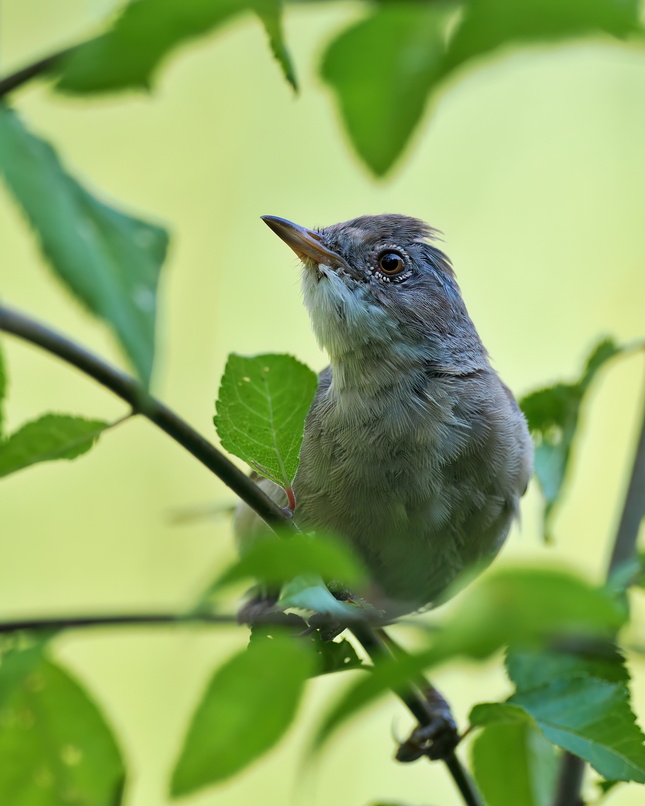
[244,214,533,614]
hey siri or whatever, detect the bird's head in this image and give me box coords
[262,214,486,374]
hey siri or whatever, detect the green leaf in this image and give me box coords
[472,648,645,784]
[445,0,641,74]
[471,720,558,806]
[321,3,453,176]
[253,0,297,91]
[0,644,125,806]
[510,680,645,783]
[171,630,315,795]
[520,338,638,538]
[508,648,645,782]
[0,414,109,478]
[214,353,318,488]
[55,0,295,94]
[321,0,642,175]
[213,532,367,591]
[312,567,624,751]
[507,643,630,689]
[0,107,168,387]
[0,346,7,437]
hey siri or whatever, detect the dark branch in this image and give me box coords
[554,373,645,806]
[0,49,70,99]
[0,304,290,530]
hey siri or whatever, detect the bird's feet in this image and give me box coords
[395,686,460,762]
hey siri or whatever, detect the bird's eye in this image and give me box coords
[377,250,405,275]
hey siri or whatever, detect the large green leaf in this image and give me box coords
[214,353,318,489]
[0,414,108,478]
[321,3,453,176]
[520,338,640,538]
[55,0,296,94]
[470,647,645,783]
[471,719,558,806]
[171,630,315,796]
[509,648,645,783]
[321,0,641,175]
[0,643,125,806]
[0,107,168,387]
[312,567,625,751]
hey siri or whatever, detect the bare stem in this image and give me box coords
[553,372,645,806]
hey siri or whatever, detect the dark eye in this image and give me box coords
[377,250,405,275]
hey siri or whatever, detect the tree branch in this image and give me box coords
[0,302,480,806]
[0,611,314,634]
[0,304,289,530]
[0,49,70,99]
[553,372,645,806]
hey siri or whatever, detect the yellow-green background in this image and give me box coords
[1,1,645,804]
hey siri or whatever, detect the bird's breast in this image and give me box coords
[292,372,523,609]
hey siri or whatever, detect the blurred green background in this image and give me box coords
[1,1,644,804]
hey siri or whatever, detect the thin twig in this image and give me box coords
[553,374,645,806]
[0,304,289,531]
[0,49,70,99]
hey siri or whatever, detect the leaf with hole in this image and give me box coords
[0,643,125,806]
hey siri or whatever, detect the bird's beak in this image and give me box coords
[261,215,347,270]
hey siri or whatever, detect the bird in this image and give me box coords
[242,213,533,615]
